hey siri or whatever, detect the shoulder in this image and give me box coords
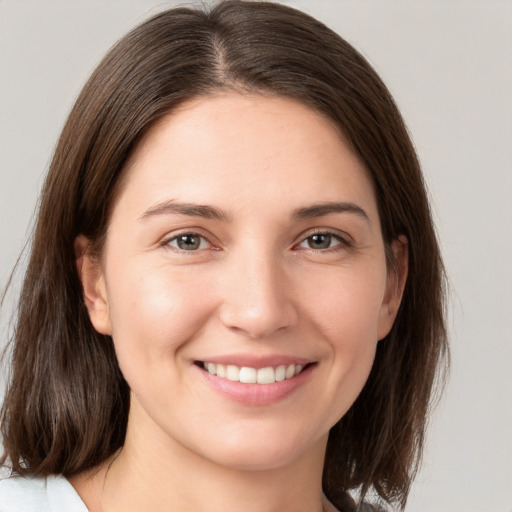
[0,474,49,512]
[0,474,88,512]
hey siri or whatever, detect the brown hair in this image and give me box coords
[0,1,448,509]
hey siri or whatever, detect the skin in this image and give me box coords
[73,93,407,512]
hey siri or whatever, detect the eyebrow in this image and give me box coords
[140,200,231,222]
[291,201,370,223]
[140,199,369,224]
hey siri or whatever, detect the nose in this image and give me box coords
[218,250,299,339]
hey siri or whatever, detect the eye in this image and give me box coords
[298,232,346,251]
[166,233,212,251]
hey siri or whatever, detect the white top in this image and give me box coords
[0,474,88,512]
[0,474,350,512]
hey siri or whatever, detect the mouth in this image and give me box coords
[195,361,313,384]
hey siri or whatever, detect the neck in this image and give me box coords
[72,400,331,512]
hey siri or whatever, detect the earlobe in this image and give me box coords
[74,235,112,335]
[377,235,408,340]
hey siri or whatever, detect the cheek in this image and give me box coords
[306,265,386,343]
[304,266,386,392]
[104,261,216,376]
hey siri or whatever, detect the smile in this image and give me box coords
[199,362,307,384]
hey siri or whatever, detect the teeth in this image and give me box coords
[257,367,275,384]
[285,364,295,379]
[239,367,257,383]
[275,365,286,382]
[216,364,226,378]
[226,365,240,382]
[201,362,306,384]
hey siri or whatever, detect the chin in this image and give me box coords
[203,447,304,472]
[192,425,328,472]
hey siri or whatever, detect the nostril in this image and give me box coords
[218,303,298,340]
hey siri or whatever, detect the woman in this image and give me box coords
[0,1,448,511]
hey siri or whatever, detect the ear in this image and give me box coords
[377,235,408,341]
[74,235,112,335]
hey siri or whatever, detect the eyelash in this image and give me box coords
[162,229,351,254]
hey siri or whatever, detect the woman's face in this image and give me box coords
[80,93,405,471]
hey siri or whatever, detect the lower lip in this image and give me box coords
[195,364,315,406]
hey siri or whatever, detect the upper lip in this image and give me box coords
[194,354,315,369]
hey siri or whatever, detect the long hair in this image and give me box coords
[1,2,448,509]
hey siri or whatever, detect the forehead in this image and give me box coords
[116,93,378,221]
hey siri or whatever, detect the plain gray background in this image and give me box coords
[1,1,511,511]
